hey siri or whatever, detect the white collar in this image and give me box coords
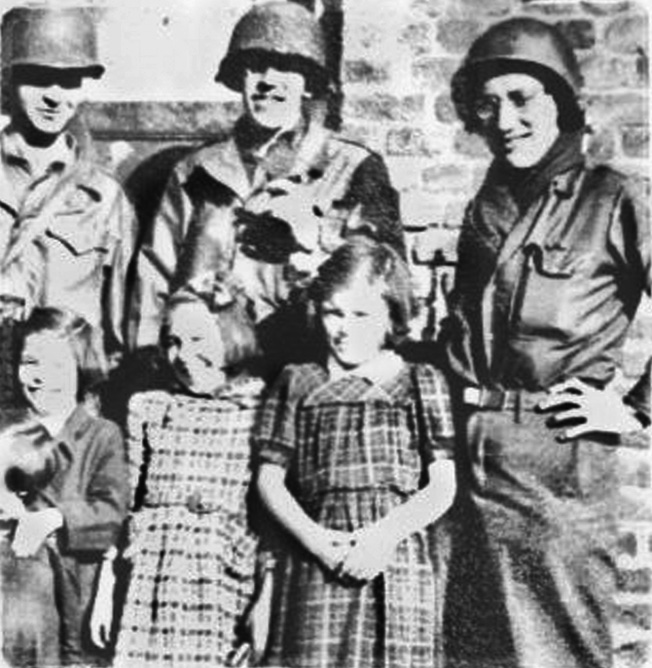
[328,350,404,386]
[37,406,75,438]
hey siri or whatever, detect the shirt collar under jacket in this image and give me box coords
[183,114,331,202]
[235,112,309,183]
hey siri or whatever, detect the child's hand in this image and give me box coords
[308,527,354,573]
[336,526,398,582]
[90,557,116,649]
[242,570,274,663]
[11,508,63,557]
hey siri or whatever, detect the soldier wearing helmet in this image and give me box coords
[132,1,403,366]
[0,6,135,368]
[441,17,650,668]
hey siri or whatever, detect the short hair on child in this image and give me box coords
[162,289,260,377]
[18,307,107,399]
[308,238,416,349]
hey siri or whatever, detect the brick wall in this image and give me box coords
[80,0,650,665]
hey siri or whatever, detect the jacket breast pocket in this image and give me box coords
[43,218,111,309]
[511,244,589,337]
[46,219,109,257]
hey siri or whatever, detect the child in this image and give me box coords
[0,420,60,668]
[254,238,457,667]
[1,307,129,667]
[111,286,266,667]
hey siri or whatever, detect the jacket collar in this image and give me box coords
[187,115,331,201]
[190,134,252,201]
[549,166,582,198]
[48,403,92,441]
[2,126,77,175]
[0,127,105,214]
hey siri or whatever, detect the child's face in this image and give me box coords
[320,279,391,370]
[19,332,78,417]
[164,302,227,396]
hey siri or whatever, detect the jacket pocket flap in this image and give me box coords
[526,244,581,278]
[46,222,109,256]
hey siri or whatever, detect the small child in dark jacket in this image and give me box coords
[0,307,129,667]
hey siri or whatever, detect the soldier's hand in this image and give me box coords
[538,378,644,440]
[259,177,323,253]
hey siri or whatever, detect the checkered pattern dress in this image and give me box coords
[114,381,264,668]
[255,361,454,668]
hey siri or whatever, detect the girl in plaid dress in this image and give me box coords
[109,286,265,668]
[254,239,457,668]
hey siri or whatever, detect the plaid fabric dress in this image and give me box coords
[114,381,264,668]
[255,361,454,668]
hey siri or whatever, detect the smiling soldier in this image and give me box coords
[441,17,650,668]
[131,1,403,367]
[0,6,135,368]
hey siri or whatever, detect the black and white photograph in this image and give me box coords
[0,0,649,667]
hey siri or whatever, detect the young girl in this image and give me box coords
[1,307,129,667]
[111,286,266,667]
[254,239,457,667]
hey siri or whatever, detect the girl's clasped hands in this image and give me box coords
[310,517,402,584]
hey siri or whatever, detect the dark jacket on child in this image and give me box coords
[2,406,129,666]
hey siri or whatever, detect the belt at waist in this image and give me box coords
[463,387,548,411]
[142,493,234,515]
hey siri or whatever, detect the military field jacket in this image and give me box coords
[131,122,403,347]
[445,160,650,418]
[0,131,136,352]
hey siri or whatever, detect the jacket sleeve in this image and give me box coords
[610,177,651,424]
[55,420,130,553]
[131,167,193,348]
[103,186,137,354]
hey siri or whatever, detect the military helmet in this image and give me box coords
[2,6,104,78]
[452,17,584,132]
[216,1,328,95]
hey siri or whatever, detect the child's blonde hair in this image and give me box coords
[162,289,260,378]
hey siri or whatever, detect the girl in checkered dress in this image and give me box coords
[109,286,265,668]
[254,239,457,668]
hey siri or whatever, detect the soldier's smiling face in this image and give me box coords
[474,72,560,169]
[243,64,306,132]
[12,66,84,137]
